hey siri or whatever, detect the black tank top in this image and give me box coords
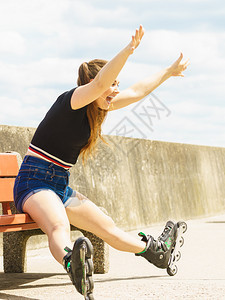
[28,88,90,169]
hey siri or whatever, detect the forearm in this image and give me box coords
[110,67,172,111]
[130,51,189,101]
[110,52,189,111]
[131,67,172,100]
[94,46,131,92]
[93,25,144,93]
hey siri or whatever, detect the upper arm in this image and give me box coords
[71,80,103,110]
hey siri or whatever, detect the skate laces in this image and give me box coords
[157,221,175,252]
[158,221,174,240]
[154,238,167,252]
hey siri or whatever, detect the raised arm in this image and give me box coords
[109,53,190,111]
[71,25,144,110]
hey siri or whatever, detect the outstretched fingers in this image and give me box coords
[130,25,144,53]
[177,52,184,64]
[140,25,145,39]
[180,58,191,75]
[136,25,144,45]
[172,53,190,77]
[184,59,191,68]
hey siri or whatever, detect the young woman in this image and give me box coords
[14,25,189,299]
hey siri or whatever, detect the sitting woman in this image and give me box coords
[14,25,189,299]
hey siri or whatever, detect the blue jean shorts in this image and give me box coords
[13,155,75,213]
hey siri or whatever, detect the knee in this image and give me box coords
[48,221,70,237]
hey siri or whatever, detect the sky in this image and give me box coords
[0,0,225,148]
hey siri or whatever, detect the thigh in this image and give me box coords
[65,191,114,237]
[64,190,88,208]
[23,190,70,236]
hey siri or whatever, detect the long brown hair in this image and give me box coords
[77,59,108,163]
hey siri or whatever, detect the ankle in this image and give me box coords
[136,241,147,254]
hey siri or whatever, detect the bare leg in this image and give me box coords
[23,190,73,264]
[66,192,146,253]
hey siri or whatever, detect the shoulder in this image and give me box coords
[59,87,77,103]
[56,88,77,110]
[58,88,89,115]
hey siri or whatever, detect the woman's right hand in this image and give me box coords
[71,25,144,110]
[126,25,145,54]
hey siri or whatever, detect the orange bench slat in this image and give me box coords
[0,222,39,233]
[0,152,40,233]
[2,202,12,215]
[0,178,15,202]
[0,153,19,176]
[0,213,34,225]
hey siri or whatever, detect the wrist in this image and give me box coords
[123,43,134,56]
[165,66,173,78]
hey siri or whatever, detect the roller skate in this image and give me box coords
[63,237,95,300]
[158,220,187,276]
[135,220,187,276]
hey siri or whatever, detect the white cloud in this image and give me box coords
[0,32,25,55]
[0,1,68,33]
[0,96,46,127]
[103,99,225,147]
[0,58,81,90]
[137,30,225,64]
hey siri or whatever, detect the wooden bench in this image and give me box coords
[0,152,109,274]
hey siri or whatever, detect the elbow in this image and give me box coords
[93,73,105,92]
[93,72,114,95]
[130,87,144,102]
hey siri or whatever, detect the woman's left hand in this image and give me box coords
[169,53,190,77]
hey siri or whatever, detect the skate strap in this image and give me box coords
[63,247,72,272]
[64,246,72,253]
[136,232,155,254]
[63,247,72,262]
[138,232,166,252]
[138,232,147,241]
[138,232,154,243]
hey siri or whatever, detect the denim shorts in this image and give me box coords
[13,155,75,213]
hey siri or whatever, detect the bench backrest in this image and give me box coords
[0,153,19,214]
[0,152,38,232]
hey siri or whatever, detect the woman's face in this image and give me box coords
[95,80,120,110]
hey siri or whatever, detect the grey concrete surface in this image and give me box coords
[1,214,225,300]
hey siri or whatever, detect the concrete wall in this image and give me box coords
[1,124,225,231]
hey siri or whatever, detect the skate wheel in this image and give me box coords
[82,238,94,258]
[179,236,184,247]
[175,251,181,261]
[178,221,187,233]
[167,264,178,276]
[86,258,94,276]
[86,293,94,300]
[87,276,94,292]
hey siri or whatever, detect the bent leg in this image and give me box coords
[65,192,146,253]
[23,190,73,264]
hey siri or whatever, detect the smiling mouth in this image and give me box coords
[106,96,114,104]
